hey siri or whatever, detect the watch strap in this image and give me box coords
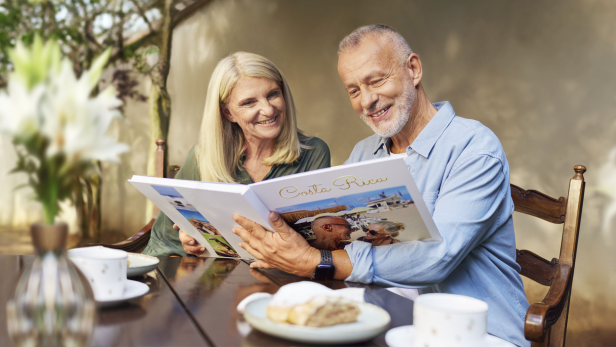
[320,250,333,265]
[313,250,335,280]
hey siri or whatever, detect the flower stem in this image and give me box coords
[41,159,60,225]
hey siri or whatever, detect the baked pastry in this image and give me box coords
[267,282,360,327]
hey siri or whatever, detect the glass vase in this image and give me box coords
[6,223,96,347]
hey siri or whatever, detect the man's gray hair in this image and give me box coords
[338,24,413,66]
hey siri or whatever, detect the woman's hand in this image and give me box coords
[232,212,321,277]
[174,224,206,256]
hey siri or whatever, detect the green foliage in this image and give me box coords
[10,135,93,225]
[0,2,23,75]
[0,0,164,86]
[9,35,61,89]
[133,45,159,74]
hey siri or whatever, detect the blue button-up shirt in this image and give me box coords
[344,101,529,347]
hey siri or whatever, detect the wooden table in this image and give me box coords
[0,256,414,347]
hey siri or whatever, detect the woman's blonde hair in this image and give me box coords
[196,52,308,183]
[373,221,405,238]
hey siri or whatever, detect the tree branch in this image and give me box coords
[129,0,155,33]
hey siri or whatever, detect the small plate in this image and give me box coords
[127,253,159,277]
[97,280,150,308]
[385,325,517,347]
[244,297,390,345]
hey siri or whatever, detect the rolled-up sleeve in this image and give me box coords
[344,153,511,287]
[344,241,375,283]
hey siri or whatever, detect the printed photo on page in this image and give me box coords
[275,185,432,251]
[151,185,241,258]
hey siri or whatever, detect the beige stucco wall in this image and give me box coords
[164,0,616,343]
[99,67,152,239]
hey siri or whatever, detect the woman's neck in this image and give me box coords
[242,137,276,182]
[244,137,275,162]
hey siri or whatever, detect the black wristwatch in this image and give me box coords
[313,250,335,280]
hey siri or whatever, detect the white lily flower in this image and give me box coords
[0,77,45,137]
[41,60,129,164]
[4,36,130,224]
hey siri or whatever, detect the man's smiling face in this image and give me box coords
[338,35,416,137]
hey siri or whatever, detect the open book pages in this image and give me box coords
[129,156,441,260]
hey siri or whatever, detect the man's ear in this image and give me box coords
[322,224,334,233]
[221,105,235,123]
[406,53,422,88]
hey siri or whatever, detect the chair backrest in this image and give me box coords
[151,139,167,217]
[167,165,180,179]
[512,165,586,347]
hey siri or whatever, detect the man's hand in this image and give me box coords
[232,212,321,277]
[174,224,206,256]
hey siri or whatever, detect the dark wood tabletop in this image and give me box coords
[0,255,414,347]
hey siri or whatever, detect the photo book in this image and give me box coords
[129,156,442,260]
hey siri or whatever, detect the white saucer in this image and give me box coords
[96,280,150,308]
[244,297,390,345]
[385,325,516,347]
[127,253,159,277]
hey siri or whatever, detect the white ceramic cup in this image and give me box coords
[414,293,489,347]
[68,246,128,301]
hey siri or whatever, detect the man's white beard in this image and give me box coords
[361,84,416,138]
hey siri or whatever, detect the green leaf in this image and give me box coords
[12,183,30,192]
[8,34,61,89]
[87,48,111,91]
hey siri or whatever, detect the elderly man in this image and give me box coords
[309,216,356,251]
[232,25,528,346]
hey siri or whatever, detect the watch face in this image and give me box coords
[314,264,335,280]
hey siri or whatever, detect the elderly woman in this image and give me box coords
[142,52,331,257]
[358,221,404,246]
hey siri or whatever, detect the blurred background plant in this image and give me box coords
[0,0,211,240]
[0,37,129,225]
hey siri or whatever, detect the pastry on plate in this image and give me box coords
[267,282,360,327]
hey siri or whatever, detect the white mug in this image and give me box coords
[414,293,488,347]
[68,246,128,301]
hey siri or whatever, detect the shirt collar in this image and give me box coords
[372,101,455,158]
[373,137,391,155]
[410,101,455,158]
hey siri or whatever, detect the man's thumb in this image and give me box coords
[270,212,290,233]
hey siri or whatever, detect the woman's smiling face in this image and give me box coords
[365,223,388,240]
[222,77,286,144]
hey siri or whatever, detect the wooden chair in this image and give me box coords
[512,165,586,347]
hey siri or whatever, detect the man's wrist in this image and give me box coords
[301,247,321,278]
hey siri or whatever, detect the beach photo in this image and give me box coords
[151,185,195,210]
[199,235,240,258]
[151,185,240,258]
[276,186,432,250]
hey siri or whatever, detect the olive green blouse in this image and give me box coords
[142,137,331,257]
